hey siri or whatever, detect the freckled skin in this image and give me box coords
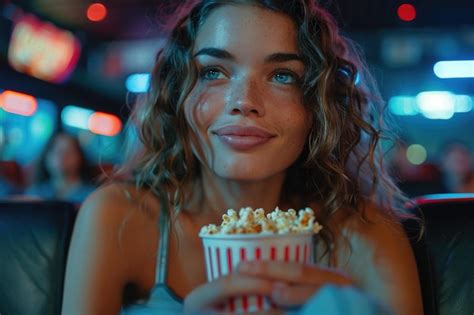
[184,5,311,181]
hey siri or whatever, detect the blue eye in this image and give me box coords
[200,67,225,80]
[272,71,299,84]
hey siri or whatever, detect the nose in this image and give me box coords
[227,77,265,117]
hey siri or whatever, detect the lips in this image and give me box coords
[213,125,276,150]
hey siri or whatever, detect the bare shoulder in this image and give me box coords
[80,182,160,221]
[77,182,162,277]
[77,182,163,237]
[332,200,412,267]
[62,182,161,314]
[331,201,423,315]
[344,200,405,239]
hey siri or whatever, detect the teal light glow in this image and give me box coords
[61,105,94,130]
[30,112,54,138]
[388,96,418,116]
[125,73,150,93]
[454,95,473,113]
[416,91,455,120]
[434,60,474,79]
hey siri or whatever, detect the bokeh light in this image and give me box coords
[397,4,416,22]
[61,105,94,130]
[30,112,54,139]
[416,91,455,120]
[88,112,122,136]
[406,144,427,165]
[125,73,151,93]
[0,90,37,116]
[434,60,474,79]
[388,96,418,116]
[87,3,107,22]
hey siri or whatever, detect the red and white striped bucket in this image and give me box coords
[201,233,314,314]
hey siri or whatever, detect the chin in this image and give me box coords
[213,162,285,182]
[218,172,269,182]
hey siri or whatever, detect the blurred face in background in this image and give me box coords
[183,5,311,182]
[442,144,472,176]
[46,134,83,179]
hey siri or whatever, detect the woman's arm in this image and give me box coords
[62,185,132,314]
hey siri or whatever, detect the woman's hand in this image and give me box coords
[237,260,354,308]
[184,261,353,313]
[183,273,274,313]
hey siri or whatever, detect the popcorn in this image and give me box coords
[200,224,219,235]
[200,206,321,313]
[199,206,323,235]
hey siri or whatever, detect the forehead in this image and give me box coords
[194,5,299,55]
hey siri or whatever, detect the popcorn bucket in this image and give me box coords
[200,233,315,314]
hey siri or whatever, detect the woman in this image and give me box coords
[26,132,96,204]
[62,1,423,314]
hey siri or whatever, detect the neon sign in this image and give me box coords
[8,14,81,83]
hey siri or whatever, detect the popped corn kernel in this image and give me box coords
[200,206,322,235]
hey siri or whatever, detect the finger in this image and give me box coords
[271,283,321,307]
[183,274,274,312]
[238,261,352,286]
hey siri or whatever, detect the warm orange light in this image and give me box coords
[87,3,107,22]
[88,112,122,136]
[0,90,38,116]
[8,15,81,83]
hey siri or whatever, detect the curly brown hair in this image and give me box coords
[115,0,409,256]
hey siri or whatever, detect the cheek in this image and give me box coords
[184,86,223,133]
[282,108,311,140]
[183,86,225,163]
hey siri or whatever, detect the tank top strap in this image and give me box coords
[155,194,171,285]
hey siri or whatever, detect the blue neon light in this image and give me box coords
[125,73,151,93]
[434,60,474,79]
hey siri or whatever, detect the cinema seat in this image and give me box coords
[404,193,474,315]
[0,201,76,315]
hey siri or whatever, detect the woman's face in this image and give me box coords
[46,135,82,178]
[184,5,311,181]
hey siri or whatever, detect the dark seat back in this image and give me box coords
[404,194,474,315]
[0,201,77,315]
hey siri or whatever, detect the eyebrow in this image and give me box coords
[193,48,234,60]
[193,47,303,64]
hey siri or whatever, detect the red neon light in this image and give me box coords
[87,3,107,22]
[0,90,38,116]
[397,4,416,22]
[8,15,81,83]
[88,112,122,136]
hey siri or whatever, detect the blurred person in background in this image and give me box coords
[0,127,22,198]
[459,170,474,193]
[0,167,23,198]
[440,141,473,193]
[25,131,96,203]
[389,140,444,197]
